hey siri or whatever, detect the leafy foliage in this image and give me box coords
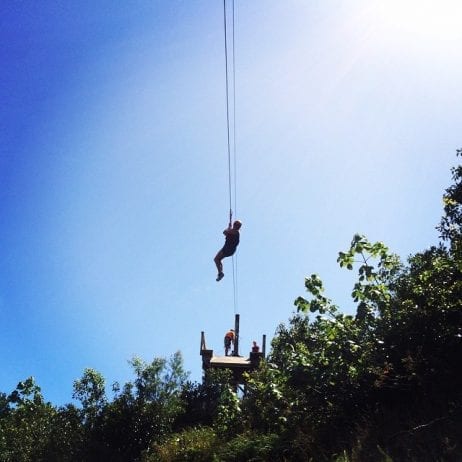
[143,426,218,462]
[0,378,73,462]
[235,153,462,460]
[176,370,226,430]
[85,352,188,461]
[438,149,462,250]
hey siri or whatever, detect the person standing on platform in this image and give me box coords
[224,329,235,356]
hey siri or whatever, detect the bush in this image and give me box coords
[218,432,280,462]
[144,426,218,462]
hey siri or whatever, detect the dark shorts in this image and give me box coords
[221,245,237,258]
[224,336,232,348]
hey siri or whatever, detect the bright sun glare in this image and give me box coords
[371,0,462,47]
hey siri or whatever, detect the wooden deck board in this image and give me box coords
[210,355,251,367]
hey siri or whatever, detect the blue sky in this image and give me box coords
[1,0,461,405]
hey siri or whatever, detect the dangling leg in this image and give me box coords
[214,250,225,281]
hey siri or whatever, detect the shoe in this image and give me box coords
[216,272,224,281]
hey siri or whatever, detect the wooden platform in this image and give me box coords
[200,315,266,386]
[210,355,252,367]
[200,347,263,372]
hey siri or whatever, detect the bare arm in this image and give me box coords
[223,223,233,235]
[223,227,238,236]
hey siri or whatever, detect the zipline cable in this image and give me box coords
[232,0,237,219]
[223,0,233,222]
[223,0,238,315]
[231,0,238,314]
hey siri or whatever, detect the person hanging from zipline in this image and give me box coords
[214,219,242,281]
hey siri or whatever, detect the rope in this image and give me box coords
[232,256,238,314]
[223,0,233,220]
[231,0,238,314]
[223,0,238,315]
[232,0,237,217]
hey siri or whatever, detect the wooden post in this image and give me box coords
[200,331,213,372]
[234,313,240,356]
[200,331,206,353]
